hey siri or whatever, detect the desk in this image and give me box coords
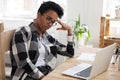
[42,47,120,80]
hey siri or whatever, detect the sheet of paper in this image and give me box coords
[77,52,96,61]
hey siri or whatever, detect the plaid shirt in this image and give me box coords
[10,22,74,80]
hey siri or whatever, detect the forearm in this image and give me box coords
[67,27,73,36]
[12,44,44,79]
[67,35,74,57]
[12,37,43,79]
[57,35,74,57]
[22,60,44,79]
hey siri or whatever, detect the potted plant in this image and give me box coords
[115,5,120,18]
[74,15,91,46]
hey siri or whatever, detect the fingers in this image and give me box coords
[56,20,66,27]
[39,75,45,80]
[56,28,62,30]
[56,20,66,30]
[56,20,62,25]
[56,20,72,35]
[56,20,71,31]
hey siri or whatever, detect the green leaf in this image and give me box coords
[74,14,91,43]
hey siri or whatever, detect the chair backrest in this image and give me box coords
[0,23,15,80]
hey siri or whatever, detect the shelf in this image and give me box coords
[99,17,120,47]
[106,17,120,21]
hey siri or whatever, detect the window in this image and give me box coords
[2,0,67,20]
[3,0,37,19]
[0,0,4,17]
[104,0,120,18]
[104,0,120,38]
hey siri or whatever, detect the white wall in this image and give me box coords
[86,0,103,47]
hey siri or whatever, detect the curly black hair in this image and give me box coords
[38,1,64,18]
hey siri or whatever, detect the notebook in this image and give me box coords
[62,43,116,80]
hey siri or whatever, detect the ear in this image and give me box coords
[37,12,41,18]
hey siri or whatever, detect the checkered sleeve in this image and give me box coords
[47,34,74,57]
[12,27,43,79]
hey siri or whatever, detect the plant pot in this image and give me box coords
[78,33,88,46]
[75,33,88,48]
[115,9,120,18]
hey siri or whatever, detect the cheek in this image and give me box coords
[39,20,45,26]
[41,19,47,26]
[39,21,47,29]
[38,17,45,25]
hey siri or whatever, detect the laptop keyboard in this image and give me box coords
[75,66,92,78]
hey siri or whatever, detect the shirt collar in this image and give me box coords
[29,22,39,36]
[29,22,48,38]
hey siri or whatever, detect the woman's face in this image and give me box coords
[37,10,58,33]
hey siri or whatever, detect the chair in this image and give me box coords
[0,23,15,80]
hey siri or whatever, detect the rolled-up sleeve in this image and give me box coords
[48,35,74,57]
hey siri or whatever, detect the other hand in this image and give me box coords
[56,20,72,36]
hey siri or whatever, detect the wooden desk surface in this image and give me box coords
[42,47,120,80]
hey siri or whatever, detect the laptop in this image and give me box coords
[62,43,116,80]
